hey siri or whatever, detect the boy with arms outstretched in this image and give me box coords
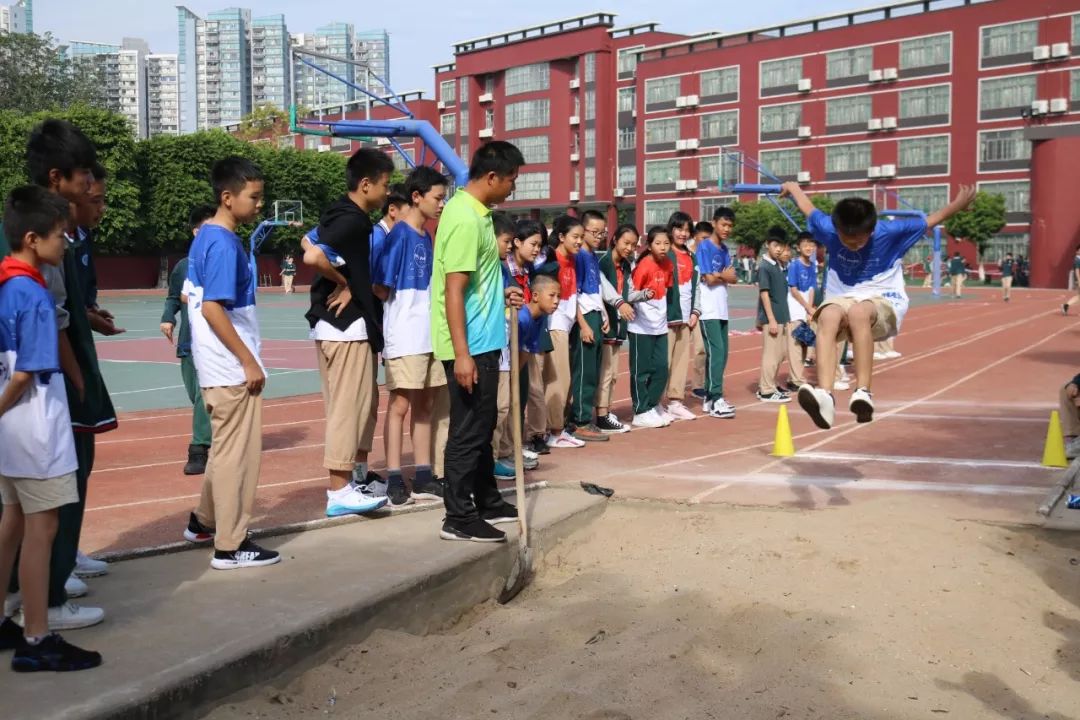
[781,181,975,429]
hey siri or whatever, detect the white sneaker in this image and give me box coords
[632,410,665,429]
[884,350,902,359]
[65,574,88,599]
[546,430,585,449]
[849,387,874,424]
[74,550,109,578]
[326,485,389,517]
[709,399,736,419]
[654,406,675,426]
[797,385,835,430]
[703,398,714,414]
[47,601,105,631]
[522,447,539,462]
[666,401,697,421]
[833,379,851,391]
[873,352,888,361]
[4,591,21,617]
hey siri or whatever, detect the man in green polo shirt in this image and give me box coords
[431,141,524,543]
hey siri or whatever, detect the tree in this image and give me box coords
[944,190,1006,261]
[237,104,290,141]
[730,194,831,252]
[0,32,106,113]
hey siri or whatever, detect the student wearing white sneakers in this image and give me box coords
[695,208,738,419]
[628,228,675,429]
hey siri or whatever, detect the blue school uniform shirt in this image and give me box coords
[185,224,265,388]
[786,257,817,322]
[0,274,77,479]
[374,222,434,359]
[370,220,391,274]
[518,305,548,354]
[575,248,603,314]
[694,239,730,321]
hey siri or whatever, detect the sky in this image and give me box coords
[36,0,873,93]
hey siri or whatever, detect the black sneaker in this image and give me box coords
[756,390,792,404]
[12,633,101,672]
[183,444,209,476]
[784,381,800,393]
[0,617,26,651]
[691,388,706,399]
[594,414,629,434]
[1063,303,1070,316]
[387,481,414,507]
[528,436,551,455]
[182,512,215,543]
[411,476,445,501]
[439,519,507,543]
[211,539,281,570]
[481,502,518,526]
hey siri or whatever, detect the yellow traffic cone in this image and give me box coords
[1042,411,1069,468]
[772,405,795,457]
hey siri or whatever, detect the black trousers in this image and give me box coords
[442,350,504,524]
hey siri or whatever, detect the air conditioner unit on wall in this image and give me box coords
[437,101,447,110]
[882,67,898,81]
[376,137,390,146]
[569,78,581,89]
[882,116,898,130]
[1033,45,1050,61]
[797,171,811,184]
[1050,97,1068,113]
[797,125,812,138]
[569,115,580,125]
[685,179,698,190]
[868,69,883,82]
[478,127,494,138]
[478,92,493,103]
[867,166,882,178]
[570,152,580,162]
[1031,99,1049,115]
[1051,43,1070,59]
[867,118,882,131]
[675,179,688,190]
[613,187,625,197]
[685,94,699,107]
[683,137,700,150]
[797,78,812,92]
[880,164,896,177]
[676,96,688,108]
[569,191,580,202]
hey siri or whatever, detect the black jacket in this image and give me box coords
[305,196,384,352]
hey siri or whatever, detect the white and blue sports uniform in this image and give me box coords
[373,222,434,360]
[694,240,731,322]
[786,257,817,323]
[575,248,603,315]
[185,224,266,387]
[808,209,927,333]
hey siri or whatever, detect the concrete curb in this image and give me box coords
[1039,458,1080,529]
[6,488,606,720]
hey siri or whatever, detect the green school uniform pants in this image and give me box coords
[698,319,730,401]
[628,332,668,415]
[181,355,212,447]
[570,310,603,426]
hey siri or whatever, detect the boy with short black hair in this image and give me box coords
[74,162,123,337]
[183,156,280,570]
[371,183,409,275]
[161,205,216,475]
[695,207,738,418]
[692,221,713,252]
[999,252,1014,303]
[568,208,611,442]
[948,251,967,299]
[280,254,296,293]
[374,165,449,505]
[0,185,101,671]
[756,228,792,404]
[782,181,975,428]
[785,231,818,390]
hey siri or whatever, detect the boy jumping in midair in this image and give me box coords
[781,181,975,429]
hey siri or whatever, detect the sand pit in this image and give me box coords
[206,497,1080,719]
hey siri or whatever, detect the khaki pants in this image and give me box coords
[196,385,263,552]
[691,324,706,390]
[758,326,788,395]
[542,329,571,431]
[282,275,294,293]
[1002,276,1013,297]
[785,321,806,386]
[492,371,514,459]
[431,385,450,477]
[597,342,621,410]
[525,353,546,440]
[1060,383,1080,438]
[666,324,692,400]
[317,340,378,471]
[951,274,966,296]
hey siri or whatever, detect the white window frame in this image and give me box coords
[618,165,636,189]
[440,79,456,104]
[824,142,872,174]
[825,46,873,80]
[700,109,738,141]
[889,184,948,213]
[439,113,456,136]
[760,56,803,92]
[979,73,1037,114]
[897,134,950,175]
[899,33,952,73]
[645,200,681,227]
[645,159,681,192]
[645,75,681,108]
[978,128,1031,170]
[645,117,680,147]
[825,95,872,128]
[759,148,803,178]
[978,179,1030,214]
[504,62,550,97]
[759,102,802,138]
[515,135,550,165]
[979,20,1039,66]
[898,84,951,123]
[699,66,739,102]
[511,171,550,201]
[618,45,644,76]
[618,87,635,113]
[504,99,550,131]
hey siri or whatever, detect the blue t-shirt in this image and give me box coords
[787,257,817,292]
[0,275,59,377]
[371,221,390,274]
[807,209,927,287]
[518,305,548,354]
[695,239,731,321]
[375,222,435,358]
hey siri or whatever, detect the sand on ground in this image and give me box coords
[206,497,1080,720]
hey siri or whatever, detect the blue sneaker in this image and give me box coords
[493,460,516,481]
[326,485,388,517]
[691,388,706,399]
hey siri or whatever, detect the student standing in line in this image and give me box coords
[567,209,610,443]
[756,228,793,404]
[628,227,674,429]
[661,212,701,422]
[785,232,818,392]
[506,220,550,458]
[279,254,296,293]
[689,221,713,399]
[160,205,216,476]
[948,251,967,299]
[695,208,738,419]
[595,224,638,433]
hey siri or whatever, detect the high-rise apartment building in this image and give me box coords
[176,6,200,134]
[293,23,356,108]
[0,0,32,34]
[65,40,121,59]
[355,29,390,87]
[251,14,291,110]
[148,54,181,137]
[201,8,252,128]
[68,38,150,138]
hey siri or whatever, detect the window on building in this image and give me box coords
[459,142,469,162]
[760,57,802,90]
[392,150,414,172]
[700,67,738,99]
[440,113,456,136]
[572,169,580,193]
[700,110,737,141]
[982,233,1030,264]
[645,118,680,145]
[440,79,456,103]
[515,135,549,164]
[585,167,596,196]
[825,143,871,173]
[570,132,581,156]
[825,95,872,127]
[645,200,681,226]
[618,87,635,113]
[645,159,680,188]
[981,21,1038,61]
[699,154,719,184]
[512,172,550,200]
[485,108,495,129]
[899,33,951,71]
[701,197,735,219]
[824,189,873,203]
[460,110,469,135]
[892,185,948,213]
[1074,15,1080,46]
[980,74,1037,112]
[898,136,949,170]
[979,129,1031,164]
[485,75,495,94]
[759,149,802,179]
[899,85,950,120]
[760,103,802,134]
[1072,69,1080,100]
[980,180,1030,214]
[618,126,636,150]
[618,165,636,189]
[618,46,643,77]
[646,76,681,106]
[584,128,596,158]
[504,62,550,96]
[584,53,596,83]
[304,135,322,150]
[504,99,550,131]
[459,77,469,102]
[826,47,873,80]
[585,89,596,120]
